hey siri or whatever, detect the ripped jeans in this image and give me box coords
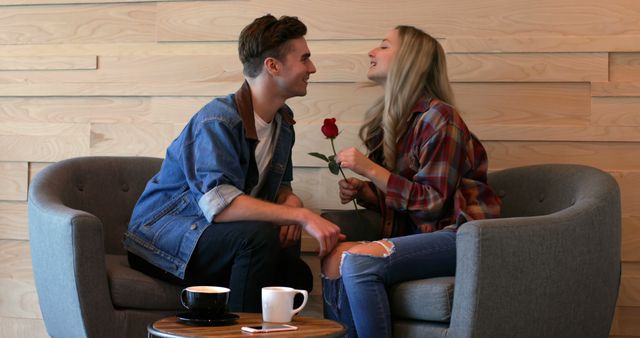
[322,229,456,338]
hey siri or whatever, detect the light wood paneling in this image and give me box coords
[96,55,242,83]
[592,97,640,127]
[0,240,40,319]
[623,216,640,262]
[0,55,242,84]
[453,82,590,125]
[444,35,640,53]
[473,125,640,142]
[287,83,381,123]
[1,0,187,4]
[612,307,640,336]
[149,97,212,124]
[0,52,607,84]
[612,171,640,218]
[0,56,96,70]
[0,97,152,124]
[0,82,238,97]
[619,263,640,307]
[485,141,640,171]
[0,123,89,162]
[614,171,640,263]
[157,0,640,42]
[448,53,608,82]
[314,53,609,83]
[0,202,27,240]
[622,216,640,262]
[90,123,174,157]
[610,53,640,82]
[0,317,47,338]
[0,41,371,57]
[592,82,640,97]
[0,4,156,45]
[0,162,27,201]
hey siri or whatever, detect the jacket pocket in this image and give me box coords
[143,189,190,228]
[143,191,202,256]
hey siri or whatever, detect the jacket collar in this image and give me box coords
[234,81,296,141]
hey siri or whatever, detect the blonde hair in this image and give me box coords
[359,26,454,171]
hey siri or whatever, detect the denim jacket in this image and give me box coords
[123,81,296,278]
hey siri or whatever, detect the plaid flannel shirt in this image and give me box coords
[367,97,501,236]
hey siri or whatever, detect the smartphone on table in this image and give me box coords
[241,323,298,333]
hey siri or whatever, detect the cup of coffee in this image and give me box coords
[261,286,308,323]
[180,286,230,315]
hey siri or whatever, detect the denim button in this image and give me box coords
[190,223,197,230]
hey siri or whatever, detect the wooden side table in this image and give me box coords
[148,312,345,338]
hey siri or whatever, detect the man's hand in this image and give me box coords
[278,224,302,248]
[300,210,346,257]
[277,190,304,248]
[216,190,345,256]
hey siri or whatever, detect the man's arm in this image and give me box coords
[275,185,304,248]
[276,185,303,207]
[214,194,344,256]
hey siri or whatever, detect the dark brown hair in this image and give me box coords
[238,14,307,78]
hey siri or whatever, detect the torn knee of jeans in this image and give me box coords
[345,240,395,258]
[319,251,350,280]
[375,239,395,256]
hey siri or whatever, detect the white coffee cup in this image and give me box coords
[261,286,308,323]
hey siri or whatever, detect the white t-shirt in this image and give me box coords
[251,112,277,196]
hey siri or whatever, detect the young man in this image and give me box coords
[123,14,344,312]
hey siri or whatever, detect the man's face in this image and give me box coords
[274,37,316,98]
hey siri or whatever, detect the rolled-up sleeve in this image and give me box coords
[183,114,249,222]
[198,184,243,222]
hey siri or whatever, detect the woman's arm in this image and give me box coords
[336,147,391,193]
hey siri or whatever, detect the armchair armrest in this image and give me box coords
[29,185,120,337]
[449,200,620,338]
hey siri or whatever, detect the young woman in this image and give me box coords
[321,26,501,337]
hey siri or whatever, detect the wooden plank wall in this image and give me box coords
[0,0,639,336]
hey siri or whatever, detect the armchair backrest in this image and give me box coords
[488,164,615,218]
[29,156,162,255]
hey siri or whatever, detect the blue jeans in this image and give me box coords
[323,230,456,338]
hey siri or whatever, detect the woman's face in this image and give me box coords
[367,29,399,84]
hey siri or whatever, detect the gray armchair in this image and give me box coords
[323,164,621,338]
[28,156,183,338]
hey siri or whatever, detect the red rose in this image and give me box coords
[308,117,361,217]
[321,118,339,139]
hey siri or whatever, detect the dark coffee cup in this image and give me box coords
[180,286,230,315]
